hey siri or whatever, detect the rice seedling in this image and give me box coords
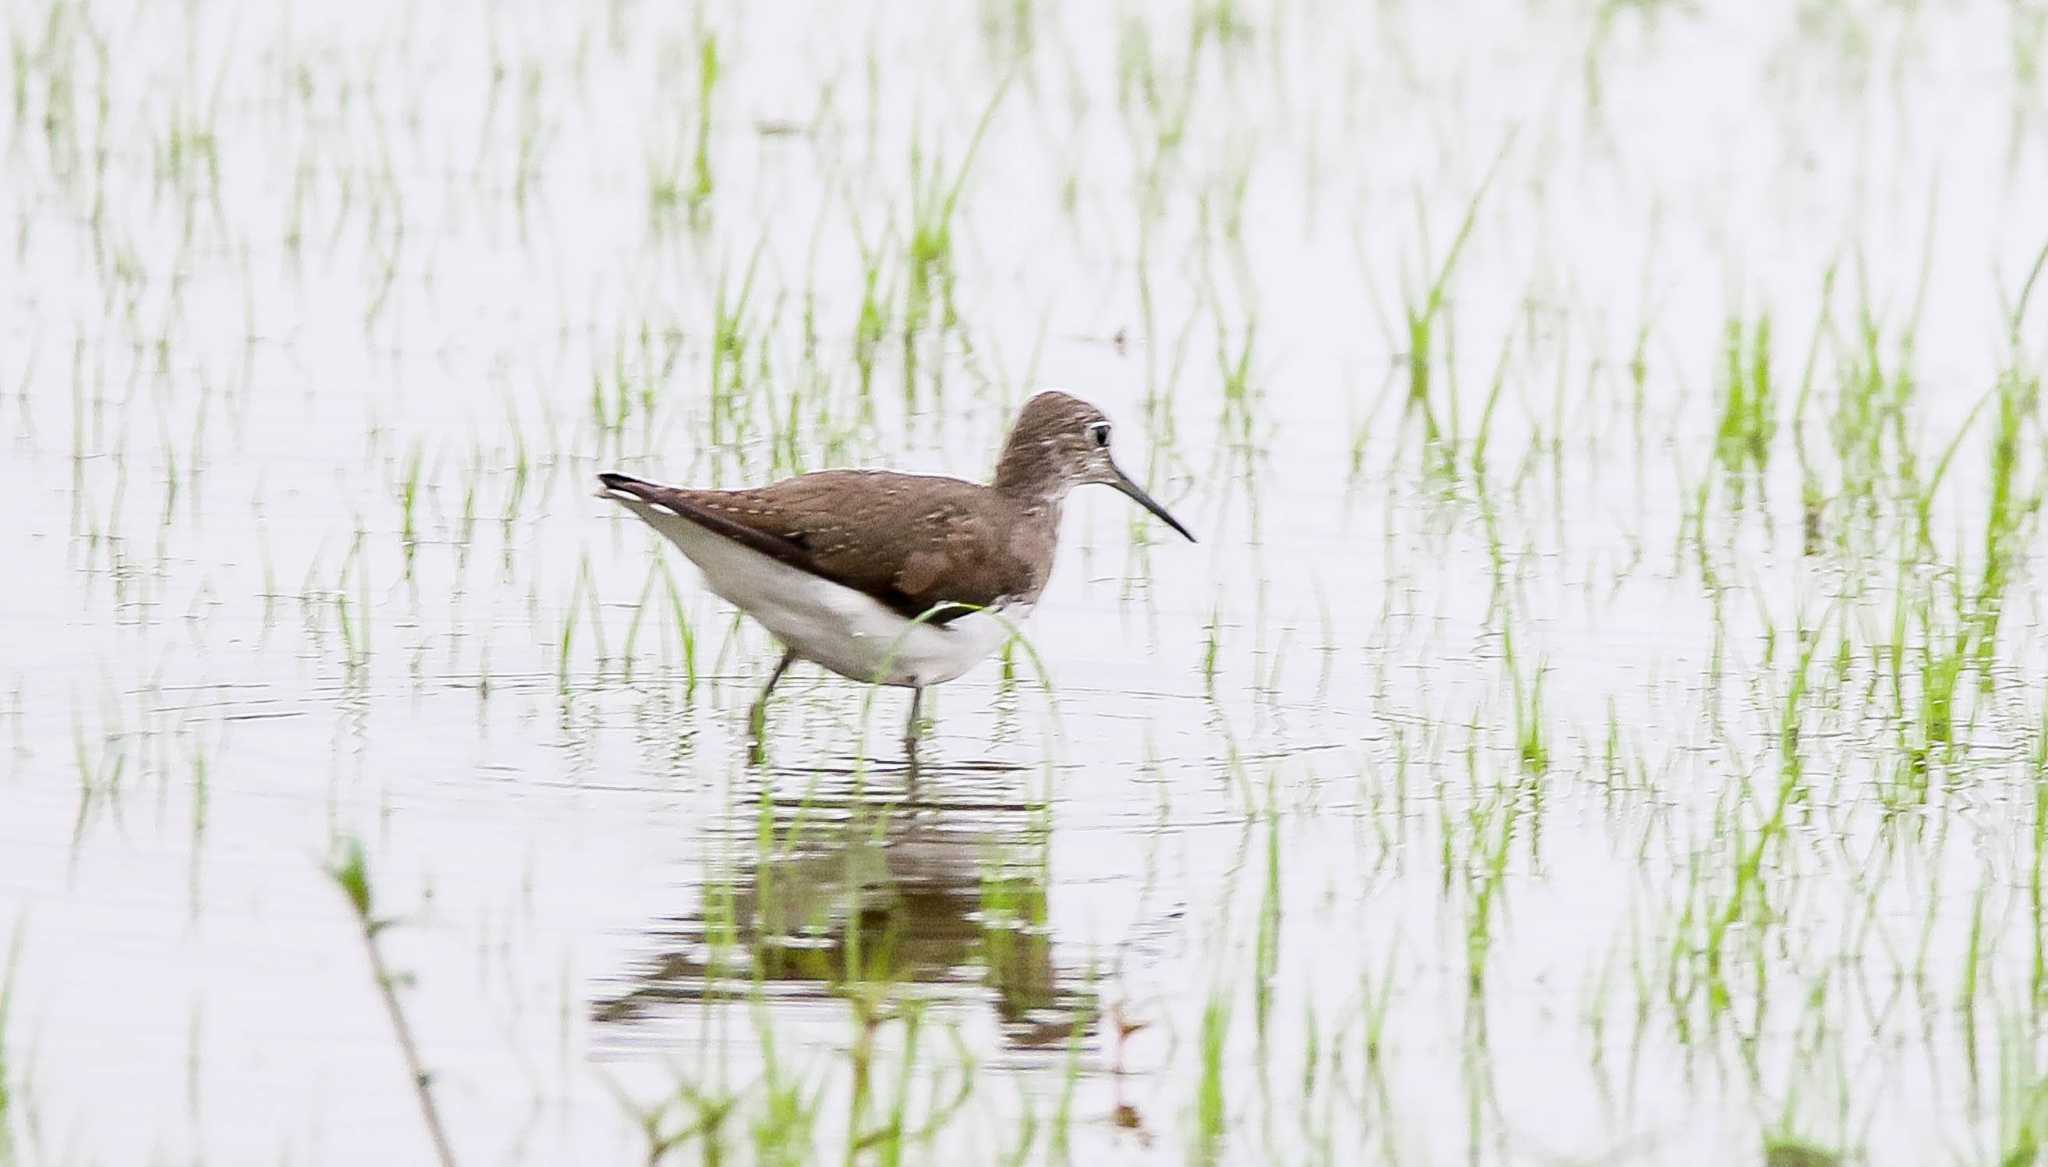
[11,2,2048,1163]
[1997,1015,2048,1167]
[0,916,23,1158]
[325,839,458,1167]
[1251,804,1281,1035]
[397,442,424,571]
[1712,313,1775,500]
[899,82,1009,397]
[1193,989,1231,1158]
[689,33,719,223]
[1398,138,1512,464]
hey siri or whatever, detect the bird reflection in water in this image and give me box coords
[593,772,1095,1053]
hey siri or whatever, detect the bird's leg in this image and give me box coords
[748,648,798,766]
[903,685,925,780]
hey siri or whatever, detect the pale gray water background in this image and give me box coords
[5,1,2048,1163]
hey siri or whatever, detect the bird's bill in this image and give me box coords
[1108,463,1196,543]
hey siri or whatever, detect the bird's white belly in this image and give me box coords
[619,500,1027,687]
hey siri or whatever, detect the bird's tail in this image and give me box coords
[595,472,657,503]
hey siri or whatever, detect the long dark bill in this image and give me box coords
[1108,463,1196,543]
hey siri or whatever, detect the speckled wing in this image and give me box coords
[598,470,1026,623]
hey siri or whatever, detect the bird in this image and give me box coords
[596,390,1195,769]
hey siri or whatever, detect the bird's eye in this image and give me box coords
[1088,423,1110,448]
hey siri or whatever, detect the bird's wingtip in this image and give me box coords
[595,471,644,502]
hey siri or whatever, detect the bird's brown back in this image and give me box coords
[601,469,1059,622]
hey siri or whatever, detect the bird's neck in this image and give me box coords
[992,442,1070,509]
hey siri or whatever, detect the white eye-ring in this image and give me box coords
[1087,422,1110,448]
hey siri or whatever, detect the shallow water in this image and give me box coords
[6,0,2048,1163]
